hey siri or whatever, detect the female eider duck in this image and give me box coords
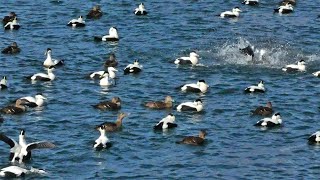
[251,101,273,116]
[0,99,27,115]
[282,59,306,72]
[177,99,203,112]
[94,27,119,41]
[180,80,209,93]
[18,93,46,107]
[134,3,148,15]
[27,66,55,81]
[244,80,265,93]
[144,96,174,109]
[93,125,112,151]
[174,51,199,65]
[0,76,8,90]
[87,5,103,19]
[254,113,282,127]
[104,53,118,68]
[67,15,85,27]
[124,60,142,75]
[177,130,207,146]
[308,131,320,144]
[0,166,46,178]
[242,0,259,6]
[43,48,64,68]
[92,97,121,110]
[0,129,55,163]
[97,112,127,132]
[274,3,294,14]
[280,0,296,6]
[2,12,17,25]
[154,113,177,130]
[2,42,21,54]
[220,7,241,18]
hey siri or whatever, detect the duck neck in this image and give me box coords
[116,116,125,127]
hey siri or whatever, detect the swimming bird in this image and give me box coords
[251,102,273,116]
[90,67,118,79]
[86,5,103,19]
[174,52,199,65]
[0,166,46,178]
[220,7,241,18]
[99,72,112,86]
[144,96,174,109]
[282,60,306,72]
[176,130,207,145]
[27,66,55,81]
[2,12,17,25]
[254,113,282,127]
[94,27,119,41]
[153,113,177,130]
[177,99,203,112]
[18,93,46,107]
[280,0,296,6]
[239,45,254,59]
[1,42,21,54]
[180,80,209,93]
[274,3,294,14]
[0,99,27,115]
[308,131,320,144]
[134,3,148,15]
[0,76,8,89]
[93,126,112,151]
[244,81,265,93]
[92,97,121,110]
[242,0,259,6]
[97,112,127,132]
[4,17,20,30]
[312,71,320,77]
[43,48,64,68]
[67,15,85,27]
[124,60,142,75]
[104,53,118,68]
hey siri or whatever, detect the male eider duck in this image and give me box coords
[244,80,265,93]
[242,0,259,6]
[124,60,142,75]
[177,99,203,112]
[180,80,209,93]
[2,12,17,25]
[154,113,177,130]
[43,48,64,68]
[308,131,320,144]
[4,17,20,30]
[92,97,121,110]
[254,113,282,127]
[239,45,254,59]
[27,66,55,81]
[0,129,55,163]
[67,15,85,27]
[87,5,103,19]
[251,101,273,116]
[93,125,112,151]
[99,72,112,86]
[312,71,320,77]
[174,51,199,65]
[0,99,27,115]
[0,76,8,90]
[274,3,294,14]
[94,27,119,41]
[90,67,117,81]
[176,130,207,146]
[134,3,148,15]
[282,59,306,72]
[0,166,46,178]
[144,96,174,109]
[18,93,46,107]
[104,53,118,68]
[97,112,127,132]
[220,7,241,18]
[2,42,21,54]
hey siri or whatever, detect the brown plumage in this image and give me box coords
[144,96,174,109]
[280,0,296,6]
[86,6,103,19]
[177,130,207,146]
[0,99,27,115]
[98,112,127,132]
[104,53,118,68]
[2,42,21,54]
[92,97,121,110]
[251,101,273,116]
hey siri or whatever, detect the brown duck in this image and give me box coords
[98,112,127,132]
[2,42,21,54]
[251,101,273,116]
[92,97,121,110]
[104,53,118,68]
[0,99,27,115]
[177,130,207,146]
[144,96,174,109]
[86,6,103,19]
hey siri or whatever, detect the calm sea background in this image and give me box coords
[0,0,320,179]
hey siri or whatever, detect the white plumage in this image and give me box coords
[282,60,306,72]
[30,66,55,81]
[174,52,199,65]
[177,99,203,112]
[19,94,46,107]
[102,27,119,41]
[93,126,111,150]
[67,16,85,27]
[181,80,209,93]
[99,72,112,86]
[244,81,265,93]
[220,7,241,18]
[255,113,282,127]
[43,48,64,67]
[0,166,46,177]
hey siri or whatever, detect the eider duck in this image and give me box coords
[94,27,119,41]
[274,3,294,14]
[86,5,103,19]
[4,17,20,30]
[220,7,241,18]
[312,71,320,77]
[180,80,209,93]
[92,97,121,110]
[124,60,142,75]
[99,72,112,86]
[239,45,254,59]
[93,126,112,151]
[251,101,273,116]
[27,66,55,81]
[0,99,27,115]
[134,3,148,15]
[90,67,118,79]
[43,48,64,68]
[280,0,296,6]
[104,53,118,68]
[282,59,306,72]
[244,81,265,93]
[18,93,46,107]
[154,113,177,130]
[2,12,17,25]
[97,112,127,132]
[67,15,85,27]
[176,130,207,146]
[0,166,46,178]
[174,52,199,65]
[254,113,282,127]
[177,99,203,112]
[242,0,259,6]
[0,129,55,163]
[0,76,8,89]
[2,42,21,54]
[308,131,320,144]
[144,96,174,109]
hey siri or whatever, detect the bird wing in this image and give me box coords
[26,141,56,152]
[0,133,17,148]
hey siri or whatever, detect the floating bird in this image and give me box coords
[280,0,296,6]
[124,60,142,74]
[0,99,27,115]
[180,80,209,93]
[2,12,17,25]
[308,131,320,144]
[99,72,112,86]
[154,113,177,130]
[4,17,20,30]
[254,113,282,127]
[43,48,64,68]
[251,102,273,116]
[242,0,259,6]
[244,81,265,93]
[239,45,254,59]
[0,166,46,178]
[220,7,241,18]
[282,60,306,72]
[274,3,294,14]
[90,67,118,80]
[176,130,207,146]
[97,112,127,132]
[0,76,8,89]
[27,66,55,81]
[104,53,118,68]
[1,42,21,54]
[92,97,121,110]
[94,27,119,41]
[93,126,112,151]
[177,99,203,112]
[174,52,199,65]
[67,15,85,27]
[86,5,103,19]
[134,3,148,15]
[312,71,320,77]
[18,93,46,107]
[144,96,174,109]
